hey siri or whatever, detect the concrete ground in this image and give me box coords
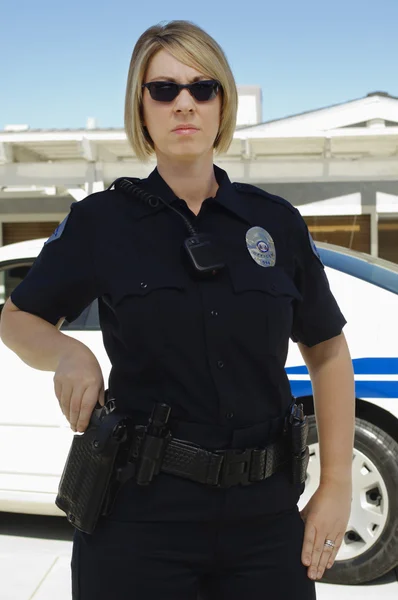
[0,512,397,600]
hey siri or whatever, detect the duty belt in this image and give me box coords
[120,426,291,488]
[56,397,309,534]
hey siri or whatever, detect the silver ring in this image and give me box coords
[324,539,335,549]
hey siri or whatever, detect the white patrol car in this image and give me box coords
[0,238,397,585]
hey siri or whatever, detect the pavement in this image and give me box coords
[1,512,397,600]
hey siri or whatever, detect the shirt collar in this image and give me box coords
[139,164,253,225]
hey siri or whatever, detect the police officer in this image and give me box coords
[0,20,355,600]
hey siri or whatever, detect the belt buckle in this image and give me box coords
[215,448,253,488]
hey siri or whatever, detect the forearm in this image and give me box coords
[306,334,355,485]
[0,303,89,372]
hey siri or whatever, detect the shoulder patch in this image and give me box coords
[233,182,296,215]
[44,215,70,245]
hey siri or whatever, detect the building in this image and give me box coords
[0,91,397,262]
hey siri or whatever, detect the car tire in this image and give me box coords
[306,415,398,584]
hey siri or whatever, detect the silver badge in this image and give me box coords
[246,226,276,267]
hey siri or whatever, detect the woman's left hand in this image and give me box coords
[299,480,352,580]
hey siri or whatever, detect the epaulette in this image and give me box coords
[233,182,297,216]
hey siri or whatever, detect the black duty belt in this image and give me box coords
[126,426,291,488]
[56,398,308,534]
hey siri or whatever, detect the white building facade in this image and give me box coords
[0,91,397,262]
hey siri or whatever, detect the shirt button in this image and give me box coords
[140,282,148,289]
[211,310,218,317]
[225,412,234,419]
[217,360,224,369]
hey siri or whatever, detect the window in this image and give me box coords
[61,301,100,331]
[0,262,34,314]
[378,218,398,265]
[2,222,60,246]
[304,215,371,254]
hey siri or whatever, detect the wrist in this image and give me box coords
[56,336,96,367]
[319,471,352,487]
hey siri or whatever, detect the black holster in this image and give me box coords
[285,401,310,486]
[55,394,132,534]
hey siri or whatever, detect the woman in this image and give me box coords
[0,20,354,600]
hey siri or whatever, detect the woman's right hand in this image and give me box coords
[54,345,105,433]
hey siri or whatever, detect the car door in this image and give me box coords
[0,260,111,515]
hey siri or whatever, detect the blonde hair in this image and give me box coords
[124,20,238,161]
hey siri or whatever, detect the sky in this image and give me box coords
[1,0,397,130]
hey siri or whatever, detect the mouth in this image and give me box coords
[172,126,199,135]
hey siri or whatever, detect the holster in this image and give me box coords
[55,393,132,534]
[285,401,310,486]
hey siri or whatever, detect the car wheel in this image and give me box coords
[299,416,398,584]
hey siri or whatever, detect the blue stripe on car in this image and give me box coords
[287,357,398,398]
[286,357,398,376]
[289,380,398,398]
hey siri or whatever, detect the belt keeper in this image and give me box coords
[292,446,310,485]
[249,448,267,481]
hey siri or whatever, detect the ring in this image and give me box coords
[324,539,335,549]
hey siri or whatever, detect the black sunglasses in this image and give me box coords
[142,79,221,102]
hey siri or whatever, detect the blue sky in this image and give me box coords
[1,0,397,129]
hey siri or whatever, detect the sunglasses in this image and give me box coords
[142,80,221,102]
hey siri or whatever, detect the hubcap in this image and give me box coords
[298,442,389,560]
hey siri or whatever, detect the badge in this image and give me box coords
[308,231,323,265]
[44,215,70,245]
[246,226,276,267]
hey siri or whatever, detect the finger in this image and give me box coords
[308,527,328,580]
[69,386,84,431]
[59,382,73,425]
[301,520,316,568]
[98,383,105,407]
[54,379,63,413]
[316,536,337,578]
[75,386,102,433]
[315,528,345,579]
[325,530,344,570]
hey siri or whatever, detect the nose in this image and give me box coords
[173,88,195,113]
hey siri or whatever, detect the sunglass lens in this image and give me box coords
[150,82,179,101]
[191,81,219,101]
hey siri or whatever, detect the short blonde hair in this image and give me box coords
[124,20,238,161]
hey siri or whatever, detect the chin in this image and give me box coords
[155,141,214,162]
[172,142,213,158]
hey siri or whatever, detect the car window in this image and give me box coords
[0,261,33,316]
[0,260,99,331]
[60,305,91,331]
[85,299,100,330]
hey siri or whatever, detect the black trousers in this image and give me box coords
[71,504,316,599]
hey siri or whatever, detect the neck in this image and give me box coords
[156,153,218,215]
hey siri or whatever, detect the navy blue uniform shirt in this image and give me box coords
[11,165,346,522]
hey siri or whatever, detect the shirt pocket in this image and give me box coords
[229,263,302,352]
[110,272,186,357]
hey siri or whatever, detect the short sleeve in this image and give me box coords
[10,201,102,326]
[290,209,347,347]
